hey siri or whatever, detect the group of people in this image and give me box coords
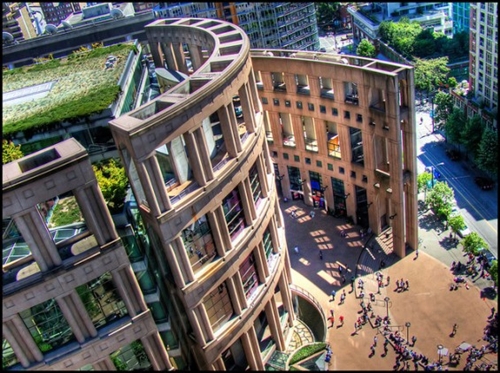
[395,278,410,292]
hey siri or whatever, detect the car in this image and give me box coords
[477,248,497,267]
[474,176,494,190]
[445,149,460,161]
[457,223,471,238]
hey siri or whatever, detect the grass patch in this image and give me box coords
[49,196,84,228]
[289,342,327,365]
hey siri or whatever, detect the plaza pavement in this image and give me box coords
[281,199,497,370]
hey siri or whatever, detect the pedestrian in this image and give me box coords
[370,344,375,356]
[339,315,344,326]
[330,309,334,317]
[490,307,496,318]
[319,250,323,260]
[294,246,299,254]
[353,322,358,334]
[374,335,378,347]
[328,315,335,327]
[405,280,409,291]
[341,274,346,284]
[339,266,343,274]
[415,248,419,258]
[331,290,336,301]
[340,292,346,304]
[386,275,390,286]
[359,290,364,299]
[377,280,382,294]
[411,335,417,347]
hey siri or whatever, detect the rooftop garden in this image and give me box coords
[2,43,137,138]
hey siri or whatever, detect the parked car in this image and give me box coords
[457,223,471,238]
[477,248,497,267]
[445,149,460,161]
[474,176,494,190]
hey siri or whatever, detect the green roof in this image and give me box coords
[2,43,137,137]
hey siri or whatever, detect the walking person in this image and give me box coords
[490,307,496,318]
[341,274,346,284]
[328,314,335,328]
[319,250,323,260]
[451,323,458,336]
[386,275,390,287]
[369,344,375,357]
[339,315,344,326]
[411,335,417,347]
[405,280,409,291]
[415,248,419,259]
[373,335,378,347]
[331,289,336,301]
[294,246,299,254]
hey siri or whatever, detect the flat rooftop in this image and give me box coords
[2,42,136,136]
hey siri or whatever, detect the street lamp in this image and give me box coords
[405,322,411,345]
[426,162,445,189]
[384,296,390,319]
[431,94,435,133]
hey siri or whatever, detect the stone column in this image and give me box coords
[207,209,229,256]
[266,296,285,350]
[248,69,261,111]
[172,236,195,283]
[193,126,215,181]
[195,304,215,342]
[188,44,203,70]
[240,331,259,371]
[141,333,173,370]
[278,273,295,324]
[172,42,188,74]
[183,131,208,187]
[241,178,256,222]
[3,316,43,367]
[247,326,265,370]
[69,290,98,338]
[186,308,206,346]
[211,357,226,371]
[73,181,118,246]
[257,242,270,278]
[12,207,60,271]
[162,241,188,287]
[225,276,243,315]
[238,83,256,132]
[143,156,172,213]
[233,270,248,309]
[93,357,116,370]
[55,294,86,343]
[161,42,177,71]
[217,104,241,156]
[256,154,270,198]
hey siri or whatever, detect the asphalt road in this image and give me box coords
[415,104,498,258]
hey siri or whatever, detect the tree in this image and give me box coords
[489,261,498,287]
[92,158,129,214]
[476,127,498,177]
[461,232,487,256]
[356,39,376,58]
[2,140,24,164]
[448,214,466,239]
[425,181,454,220]
[433,92,454,131]
[413,57,450,92]
[412,28,436,58]
[444,108,466,146]
[378,18,422,59]
[316,3,342,27]
[460,115,484,159]
[417,172,432,193]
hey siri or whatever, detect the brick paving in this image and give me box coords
[282,199,497,371]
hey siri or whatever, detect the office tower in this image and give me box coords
[39,2,84,26]
[153,2,319,51]
[452,2,470,34]
[2,2,37,44]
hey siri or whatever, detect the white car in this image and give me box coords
[457,224,471,238]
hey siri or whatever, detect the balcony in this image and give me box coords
[296,85,310,95]
[273,82,287,92]
[344,94,359,105]
[304,137,318,152]
[282,133,296,147]
[320,88,334,100]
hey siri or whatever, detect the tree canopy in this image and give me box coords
[461,232,488,256]
[433,92,454,131]
[476,127,498,177]
[413,57,450,92]
[92,158,129,214]
[2,140,24,164]
[444,108,466,145]
[425,181,454,220]
[417,172,432,193]
[448,214,466,239]
[356,39,376,58]
[460,115,484,159]
[315,3,342,26]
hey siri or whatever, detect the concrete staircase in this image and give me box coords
[374,227,394,255]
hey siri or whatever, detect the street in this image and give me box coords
[415,104,498,257]
[319,33,354,54]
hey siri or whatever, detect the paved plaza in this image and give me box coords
[282,199,497,370]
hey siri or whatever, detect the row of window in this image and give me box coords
[262,97,364,122]
[274,151,368,182]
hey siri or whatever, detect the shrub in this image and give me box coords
[289,342,327,365]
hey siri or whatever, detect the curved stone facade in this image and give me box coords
[250,49,418,258]
[110,18,297,370]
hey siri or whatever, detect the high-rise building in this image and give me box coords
[39,2,85,26]
[451,3,498,130]
[2,2,37,45]
[152,2,320,51]
[452,2,470,34]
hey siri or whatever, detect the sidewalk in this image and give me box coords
[282,199,497,370]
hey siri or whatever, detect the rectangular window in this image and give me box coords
[283,153,289,159]
[296,101,303,109]
[223,188,246,241]
[350,170,356,178]
[285,100,291,107]
[320,105,326,113]
[239,253,259,299]
[305,157,311,165]
[261,97,268,104]
[273,98,280,106]
[344,111,350,119]
[294,155,300,162]
[356,114,363,122]
[328,163,333,171]
[332,108,338,116]
[308,103,314,111]
[339,167,345,174]
[362,175,368,183]
[316,160,322,168]
[182,215,216,272]
[203,282,234,332]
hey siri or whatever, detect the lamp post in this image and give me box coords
[384,296,390,319]
[431,94,435,133]
[405,322,411,345]
[426,162,445,189]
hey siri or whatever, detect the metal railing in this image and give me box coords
[290,283,327,339]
